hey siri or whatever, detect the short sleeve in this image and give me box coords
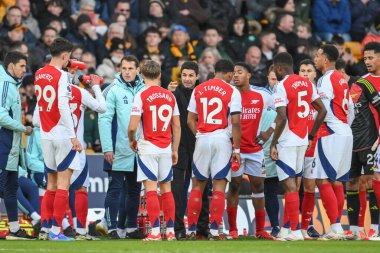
[230,87,242,114]
[311,84,320,102]
[58,71,72,98]
[317,76,333,101]
[273,83,287,108]
[173,98,180,116]
[131,92,143,116]
[187,90,197,114]
[263,90,275,110]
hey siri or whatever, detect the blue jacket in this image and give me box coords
[98,73,145,172]
[312,0,351,34]
[0,65,26,171]
[350,0,380,35]
[26,127,44,174]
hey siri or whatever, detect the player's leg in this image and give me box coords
[358,176,367,230]
[40,172,57,238]
[196,181,210,238]
[124,162,144,239]
[363,174,379,238]
[116,184,127,238]
[264,177,280,237]
[226,175,242,239]
[17,177,41,226]
[346,151,361,237]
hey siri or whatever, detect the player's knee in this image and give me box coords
[229,180,241,195]
[76,186,87,192]
[347,177,359,189]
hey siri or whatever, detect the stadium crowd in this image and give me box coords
[1,0,380,242]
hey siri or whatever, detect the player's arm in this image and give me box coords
[58,73,82,152]
[0,88,28,133]
[358,78,380,123]
[230,88,242,164]
[81,75,106,113]
[348,95,355,126]
[171,115,181,165]
[127,93,143,152]
[256,92,275,144]
[187,90,198,136]
[98,87,116,163]
[270,83,287,160]
[310,83,327,142]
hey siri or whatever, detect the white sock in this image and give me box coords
[331,223,343,234]
[41,227,49,233]
[371,224,379,233]
[126,228,137,233]
[30,212,41,221]
[151,227,160,236]
[76,228,86,235]
[210,229,219,236]
[31,219,39,226]
[51,226,60,234]
[9,221,20,233]
[73,217,77,229]
[166,227,174,234]
[349,225,359,233]
[62,218,70,230]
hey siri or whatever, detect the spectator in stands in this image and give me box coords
[139,0,171,34]
[114,0,139,38]
[296,22,319,46]
[207,0,237,36]
[96,38,126,84]
[175,0,208,40]
[349,0,380,42]
[6,41,30,73]
[312,0,352,42]
[245,0,276,20]
[199,26,230,60]
[273,12,298,55]
[259,30,278,65]
[225,16,256,62]
[135,27,165,64]
[108,13,127,28]
[81,51,97,74]
[66,14,100,57]
[361,11,380,52]
[36,0,71,37]
[0,0,15,22]
[17,0,41,39]
[31,27,57,71]
[45,16,63,36]
[336,58,360,86]
[0,24,28,54]
[76,0,107,36]
[71,45,84,61]
[21,74,35,126]
[245,45,267,87]
[198,47,221,83]
[295,0,312,23]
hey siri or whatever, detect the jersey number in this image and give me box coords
[35,85,56,112]
[297,91,310,118]
[149,105,172,132]
[200,97,223,125]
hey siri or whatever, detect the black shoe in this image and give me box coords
[307,226,321,238]
[33,221,41,237]
[176,231,187,240]
[6,229,36,240]
[88,220,102,237]
[108,230,121,239]
[126,230,146,239]
[187,232,197,240]
[63,227,76,238]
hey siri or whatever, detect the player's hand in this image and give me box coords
[167,81,178,92]
[270,145,278,161]
[255,131,270,145]
[90,74,102,87]
[129,140,137,153]
[231,153,241,166]
[172,150,178,165]
[25,126,33,136]
[104,151,114,164]
[71,138,83,153]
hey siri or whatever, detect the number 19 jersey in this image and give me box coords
[34,65,75,140]
[273,74,319,146]
[187,78,242,135]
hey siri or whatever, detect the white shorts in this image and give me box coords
[315,134,353,182]
[41,139,80,172]
[303,157,317,179]
[70,152,89,188]
[192,133,232,182]
[276,144,307,181]
[231,151,265,178]
[137,153,172,182]
[374,147,380,173]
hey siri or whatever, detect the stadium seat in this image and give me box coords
[343,41,362,61]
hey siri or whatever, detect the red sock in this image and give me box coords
[372,180,380,209]
[301,192,315,230]
[318,183,339,224]
[75,191,88,229]
[53,189,68,228]
[209,191,225,231]
[284,192,300,230]
[255,209,265,233]
[359,190,367,227]
[333,184,344,219]
[227,206,238,232]
[282,200,289,227]
[187,189,203,231]
[146,191,160,229]
[41,190,55,228]
[161,192,175,229]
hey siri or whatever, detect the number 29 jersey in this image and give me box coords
[131,85,179,153]
[187,78,242,136]
[273,74,319,147]
[34,65,75,140]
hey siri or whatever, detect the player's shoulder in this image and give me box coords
[102,82,118,98]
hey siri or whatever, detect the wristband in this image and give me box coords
[233,149,240,154]
[308,134,315,141]
[271,123,276,130]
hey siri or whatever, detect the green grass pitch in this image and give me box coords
[1,239,380,253]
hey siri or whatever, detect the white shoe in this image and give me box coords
[367,229,380,241]
[278,227,290,239]
[284,230,304,241]
[301,229,312,240]
[319,229,343,241]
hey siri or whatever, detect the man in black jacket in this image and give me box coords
[169,61,210,240]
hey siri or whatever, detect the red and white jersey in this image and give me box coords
[69,85,106,148]
[131,85,179,153]
[187,78,242,136]
[364,73,380,91]
[35,65,76,140]
[305,108,318,157]
[240,86,273,153]
[273,74,319,146]
[317,70,353,136]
